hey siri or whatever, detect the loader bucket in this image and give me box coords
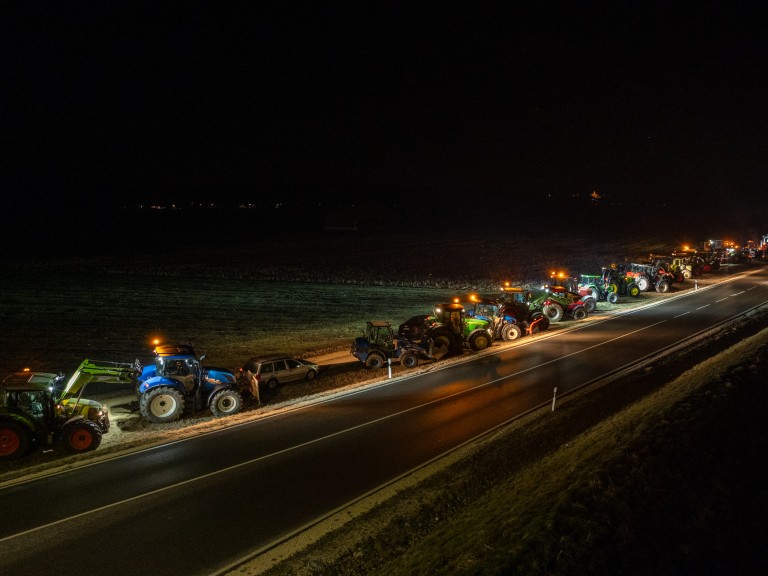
[430,343,450,360]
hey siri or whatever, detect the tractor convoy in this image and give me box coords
[1,246,737,461]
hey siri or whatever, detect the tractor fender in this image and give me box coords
[137,376,187,396]
[61,413,86,427]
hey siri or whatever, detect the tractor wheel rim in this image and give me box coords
[0,428,21,456]
[70,430,93,450]
[218,397,236,413]
[150,394,177,417]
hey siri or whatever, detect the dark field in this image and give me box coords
[2,207,699,377]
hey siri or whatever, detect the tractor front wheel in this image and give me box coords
[636,276,650,291]
[501,323,522,341]
[628,284,641,297]
[0,421,30,460]
[571,306,588,321]
[141,386,185,423]
[656,279,671,293]
[529,315,550,334]
[583,298,597,313]
[63,420,102,453]
[606,291,619,304]
[468,331,492,351]
[210,389,243,417]
[399,351,419,368]
[364,352,387,369]
[542,303,563,322]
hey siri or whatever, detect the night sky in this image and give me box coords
[4,2,768,231]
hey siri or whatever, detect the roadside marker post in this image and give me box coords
[388,357,392,379]
[552,387,557,411]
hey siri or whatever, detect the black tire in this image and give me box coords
[583,297,596,313]
[265,378,280,390]
[683,269,692,279]
[141,386,185,423]
[542,303,563,322]
[636,276,650,291]
[468,330,491,351]
[0,421,31,460]
[655,279,671,293]
[63,420,102,454]
[500,323,522,341]
[364,352,387,369]
[606,291,619,304]
[305,369,318,380]
[530,314,550,333]
[628,283,641,297]
[430,328,454,353]
[399,351,419,368]
[571,306,587,321]
[210,388,243,417]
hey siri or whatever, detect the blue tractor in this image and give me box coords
[137,344,243,423]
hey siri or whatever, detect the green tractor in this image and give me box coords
[398,302,493,357]
[0,359,139,460]
[603,264,641,297]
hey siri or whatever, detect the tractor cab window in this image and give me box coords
[476,304,496,319]
[448,310,462,332]
[17,390,48,423]
[164,359,191,377]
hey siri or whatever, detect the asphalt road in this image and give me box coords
[1,267,766,576]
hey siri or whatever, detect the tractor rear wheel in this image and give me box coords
[606,291,619,304]
[636,275,650,291]
[364,352,387,369]
[63,420,102,453]
[0,421,30,460]
[468,331,491,351]
[500,323,522,341]
[571,306,587,321]
[542,303,563,322]
[210,389,243,417]
[430,329,455,354]
[399,351,418,368]
[141,386,185,423]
